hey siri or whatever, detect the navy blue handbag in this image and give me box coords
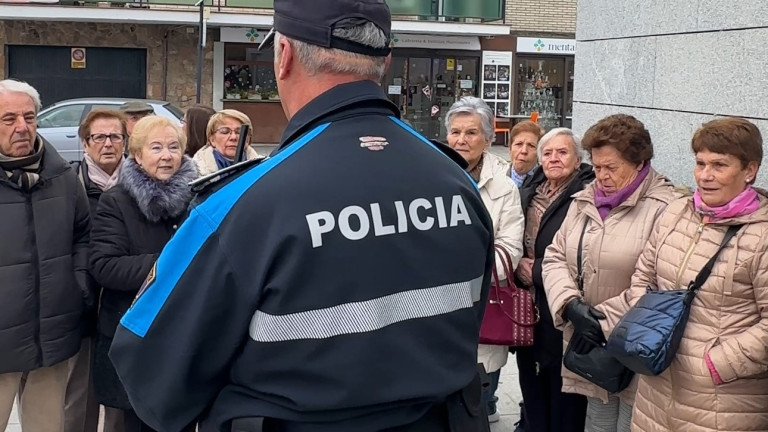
[605,225,741,376]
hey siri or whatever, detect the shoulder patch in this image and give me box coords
[359,136,388,151]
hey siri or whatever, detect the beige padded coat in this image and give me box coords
[476,152,525,374]
[596,193,768,432]
[542,169,678,404]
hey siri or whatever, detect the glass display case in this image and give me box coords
[514,56,575,130]
[223,44,279,101]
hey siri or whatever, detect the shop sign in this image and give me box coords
[390,33,481,51]
[517,37,576,55]
[220,27,269,44]
[71,48,86,69]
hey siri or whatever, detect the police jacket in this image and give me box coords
[110,80,494,432]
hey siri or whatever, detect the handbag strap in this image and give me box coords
[576,219,590,297]
[688,224,742,293]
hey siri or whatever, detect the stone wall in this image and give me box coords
[505,0,576,36]
[0,20,214,109]
[572,0,768,187]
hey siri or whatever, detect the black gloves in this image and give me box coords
[564,299,606,348]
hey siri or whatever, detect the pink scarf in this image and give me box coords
[84,153,122,191]
[693,186,759,221]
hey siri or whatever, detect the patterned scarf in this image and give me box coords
[0,137,44,190]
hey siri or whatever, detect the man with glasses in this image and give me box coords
[63,109,129,432]
[0,79,92,432]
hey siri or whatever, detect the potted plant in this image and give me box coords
[267,91,280,101]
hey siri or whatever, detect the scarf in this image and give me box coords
[213,149,235,170]
[594,162,650,220]
[468,154,484,183]
[0,138,44,190]
[84,153,122,191]
[694,186,759,221]
[510,166,537,187]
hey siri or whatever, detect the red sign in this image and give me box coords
[71,48,86,69]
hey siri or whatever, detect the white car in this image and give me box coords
[37,98,184,162]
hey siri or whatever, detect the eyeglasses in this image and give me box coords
[215,127,242,136]
[88,133,125,144]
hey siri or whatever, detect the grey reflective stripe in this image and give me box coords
[249,275,484,342]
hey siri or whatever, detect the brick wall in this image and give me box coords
[504,0,576,35]
[0,20,214,109]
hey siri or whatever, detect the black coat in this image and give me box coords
[516,163,595,367]
[0,139,91,374]
[72,159,109,337]
[89,156,196,408]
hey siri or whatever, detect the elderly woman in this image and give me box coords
[445,96,524,423]
[514,128,595,431]
[183,104,215,158]
[508,120,545,187]
[598,118,768,432]
[89,116,198,432]
[192,109,262,176]
[542,114,678,432]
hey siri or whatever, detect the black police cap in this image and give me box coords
[258,0,392,57]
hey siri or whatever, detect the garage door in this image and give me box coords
[7,45,147,108]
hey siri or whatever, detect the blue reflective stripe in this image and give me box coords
[388,116,478,188]
[120,123,331,338]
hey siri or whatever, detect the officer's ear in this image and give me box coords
[276,37,294,81]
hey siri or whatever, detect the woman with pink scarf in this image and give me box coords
[542,114,679,432]
[594,117,768,432]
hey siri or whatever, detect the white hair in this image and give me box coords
[0,79,42,113]
[274,22,389,80]
[537,127,584,162]
[444,97,495,142]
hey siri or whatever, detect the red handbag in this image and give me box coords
[478,244,539,347]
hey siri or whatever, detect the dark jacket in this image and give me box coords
[110,80,495,432]
[72,159,109,220]
[516,163,594,367]
[72,159,111,337]
[89,155,196,408]
[0,138,91,374]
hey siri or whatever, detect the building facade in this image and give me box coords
[0,0,581,143]
[572,0,768,186]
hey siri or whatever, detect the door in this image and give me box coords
[399,56,479,141]
[7,46,147,108]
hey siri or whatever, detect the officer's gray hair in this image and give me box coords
[274,23,389,80]
[444,97,495,142]
[537,127,584,162]
[0,79,42,113]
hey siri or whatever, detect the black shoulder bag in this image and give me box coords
[562,220,635,393]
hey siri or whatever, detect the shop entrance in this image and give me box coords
[513,55,575,130]
[382,52,479,141]
[7,45,147,107]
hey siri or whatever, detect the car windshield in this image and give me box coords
[163,103,184,120]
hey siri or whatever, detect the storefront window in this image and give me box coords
[223,44,279,101]
[382,53,479,140]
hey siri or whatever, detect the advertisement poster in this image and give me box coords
[481,51,512,116]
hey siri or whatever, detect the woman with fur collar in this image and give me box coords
[89,116,197,432]
[192,109,262,177]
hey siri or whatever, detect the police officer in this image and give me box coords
[109,1,494,431]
